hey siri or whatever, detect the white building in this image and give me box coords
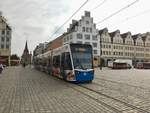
[0,13,11,65]
[63,11,100,59]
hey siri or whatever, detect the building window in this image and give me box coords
[103,51,105,55]
[92,43,97,47]
[85,34,90,40]
[86,27,89,32]
[7,31,10,35]
[70,35,72,40]
[109,51,111,55]
[92,35,97,40]
[1,37,5,42]
[103,44,105,48]
[93,24,96,29]
[91,18,93,23]
[6,44,9,49]
[90,28,92,33]
[85,42,90,45]
[64,38,66,42]
[86,21,89,24]
[6,37,9,42]
[77,41,82,44]
[77,33,82,39]
[2,30,5,35]
[1,44,4,49]
[93,50,97,54]
[113,46,115,49]
[82,27,85,32]
[67,36,69,41]
[79,20,81,26]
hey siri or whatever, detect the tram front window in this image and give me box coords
[71,44,93,69]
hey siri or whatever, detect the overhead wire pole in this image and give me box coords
[49,0,89,40]
[96,0,139,25]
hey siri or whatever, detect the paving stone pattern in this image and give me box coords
[0,66,115,113]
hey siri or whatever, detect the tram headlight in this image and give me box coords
[75,70,80,75]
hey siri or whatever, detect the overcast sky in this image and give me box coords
[0,0,150,56]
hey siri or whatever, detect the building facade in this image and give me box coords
[33,11,150,67]
[45,35,63,52]
[34,42,48,56]
[99,28,150,66]
[0,13,11,65]
[63,11,100,58]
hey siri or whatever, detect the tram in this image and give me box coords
[34,43,94,83]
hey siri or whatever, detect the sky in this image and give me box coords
[0,0,150,56]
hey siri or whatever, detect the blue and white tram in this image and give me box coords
[34,43,94,83]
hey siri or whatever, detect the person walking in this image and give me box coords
[0,63,4,74]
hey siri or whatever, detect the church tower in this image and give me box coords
[21,41,32,65]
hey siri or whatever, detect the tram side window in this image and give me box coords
[61,53,65,69]
[42,58,46,66]
[65,52,72,70]
[46,57,49,66]
[48,57,51,66]
[53,55,60,68]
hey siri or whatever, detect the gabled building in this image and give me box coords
[63,11,100,58]
[98,28,150,66]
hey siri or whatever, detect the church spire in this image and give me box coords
[24,40,29,53]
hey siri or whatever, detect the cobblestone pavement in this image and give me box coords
[1,66,150,113]
[0,66,116,113]
[91,68,150,112]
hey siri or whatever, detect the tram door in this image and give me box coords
[61,53,66,79]
[47,56,52,75]
[60,52,73,80]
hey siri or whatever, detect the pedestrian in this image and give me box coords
[0,63,4,74]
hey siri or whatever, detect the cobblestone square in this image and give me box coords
[0,66,150,113]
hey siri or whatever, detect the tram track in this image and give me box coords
[94,77,150,102]
[95,77,150,90]
[67,82,149,113]
[68,84,122,113]
[77,84,149,113]
[93,80,149,99]
[37,69,150,112]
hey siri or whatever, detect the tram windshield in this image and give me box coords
[70,44,93,69]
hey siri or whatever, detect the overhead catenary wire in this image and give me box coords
[90,0,107,11]
[121,9,150,22]
[49,0,89,40]
[96,0,139,25]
